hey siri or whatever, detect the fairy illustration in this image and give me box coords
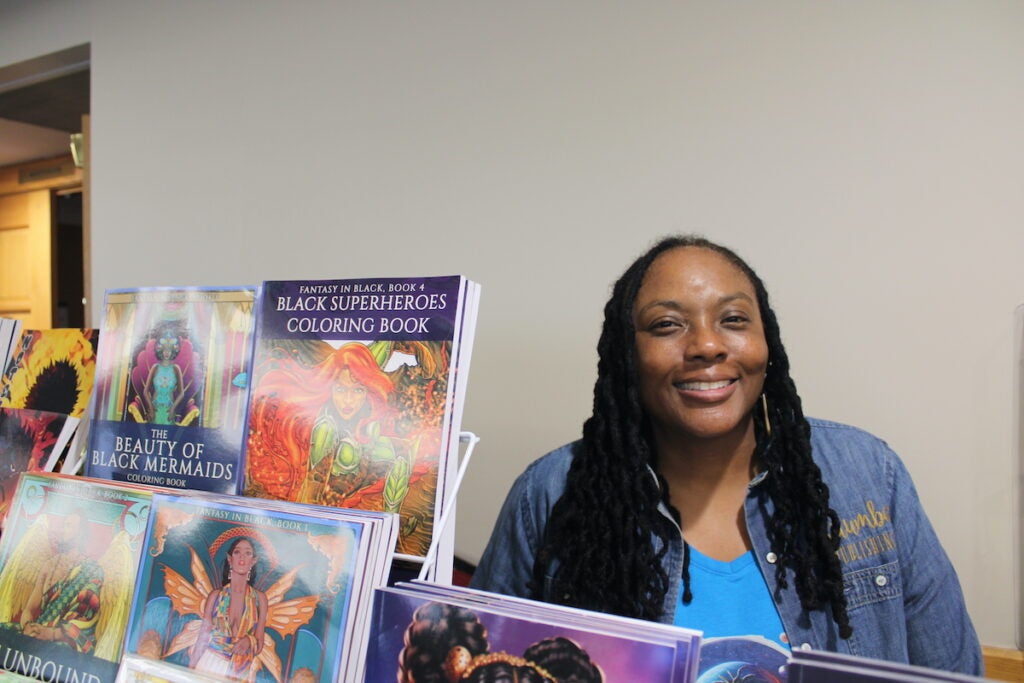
[151,527,320,683]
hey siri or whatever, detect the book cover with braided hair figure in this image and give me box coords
[364,584,701,683]
[0,472,153,683]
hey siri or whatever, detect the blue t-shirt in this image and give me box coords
[673,545,789,650]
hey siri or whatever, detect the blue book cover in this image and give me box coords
[124,493,369,683]
[695,636,789,683]
[85,287,258,494]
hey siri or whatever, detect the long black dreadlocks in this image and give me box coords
[530,235,852,639]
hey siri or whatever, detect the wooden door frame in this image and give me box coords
[0,154,85,327]
[0,154,81,195]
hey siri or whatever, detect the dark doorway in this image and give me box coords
[55,190,85,328]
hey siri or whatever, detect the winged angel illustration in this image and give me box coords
[0,514,137,662]
[152,525,331,683]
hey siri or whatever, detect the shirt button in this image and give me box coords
[875,575,888,587]
[765,552,777,564]
[800,643,812,651]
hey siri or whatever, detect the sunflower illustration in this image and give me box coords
[0,329,99,418]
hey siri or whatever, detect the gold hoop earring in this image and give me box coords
[761,394,772,437]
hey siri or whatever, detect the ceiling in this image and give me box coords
[0,69,89,133]
[0,44,90,168]
[0,118,74,167]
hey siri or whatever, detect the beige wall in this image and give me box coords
[2,0,1021,648]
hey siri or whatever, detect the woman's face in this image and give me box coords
[229,539,256,576]
[157,335,179,361]
[632,247,769,447]
[332,368,368,420]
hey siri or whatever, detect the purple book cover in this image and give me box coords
[363,589,680,682]
[244,276,469,558]
[85,287,258,494]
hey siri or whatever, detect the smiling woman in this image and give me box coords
[471,235,983,676]
[633,248,769,452]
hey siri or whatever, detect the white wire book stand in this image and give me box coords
[388,430,480,584]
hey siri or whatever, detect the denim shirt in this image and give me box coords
[470,418,983,675]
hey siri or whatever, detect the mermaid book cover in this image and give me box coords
[124,492,396,683]
[0,472,153,683]
[243,276,479,561]
[85,287,258,494]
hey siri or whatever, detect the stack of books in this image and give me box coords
[242,276,480,575]
[364,581,702,683]
[82,276,480,580]
[0,471,399,683]
[123,488,398,683]
[787,650,991,682]
[0,273,482,682]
